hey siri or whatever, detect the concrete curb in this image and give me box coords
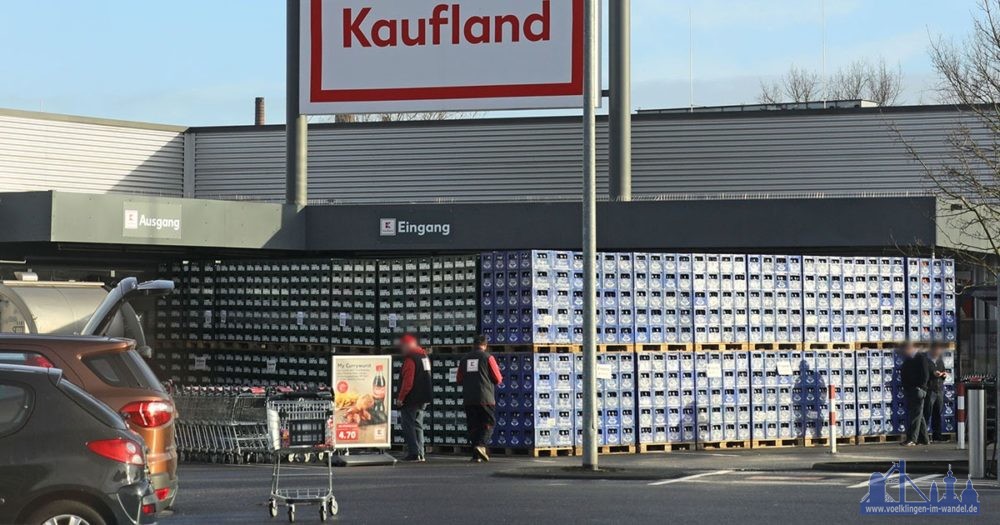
[494,466,696,481]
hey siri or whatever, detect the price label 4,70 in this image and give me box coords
[336,424,360,442]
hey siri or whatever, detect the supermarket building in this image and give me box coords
[0,102,994,368]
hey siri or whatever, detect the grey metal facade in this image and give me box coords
[191,107,985,203]
[0,109,186,196]
[0,105,987,204]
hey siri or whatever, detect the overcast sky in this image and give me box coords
[0,0,983,126]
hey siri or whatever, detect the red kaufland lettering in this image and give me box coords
[343,1,551,48]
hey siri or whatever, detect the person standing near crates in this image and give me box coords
[899,342,931,446]
[456,335,504,463]
[923,343,949,442]
[396,334,432,462]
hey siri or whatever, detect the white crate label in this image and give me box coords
[421,357,431,371]
[706,363,723,379]
[776,360,794,376]
[192,356,209,371]
[339,312,348,326]
[391,410,400,425]
[265,358,278,374]
[219,310,228,324]
[466,359,479,373]
[388,313,398,328]
[296,311,305,326]
[597,363,614,380]
[448,367,459,383]
[203,310,212,325]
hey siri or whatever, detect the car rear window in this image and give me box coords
[83,351,165,393]
[0,383,33,436]
[57,378,127,430]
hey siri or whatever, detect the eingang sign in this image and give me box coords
[300,0,585,114]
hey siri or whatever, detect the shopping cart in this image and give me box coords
[172,386,271,464]
[266,392,339,522]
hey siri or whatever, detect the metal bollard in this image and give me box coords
[956,382,966,451]
[829,384,838,455]
[967,388,985,479]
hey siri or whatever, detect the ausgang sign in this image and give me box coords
[300,0,584,114]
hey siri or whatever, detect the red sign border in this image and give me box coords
[309,0,584,103]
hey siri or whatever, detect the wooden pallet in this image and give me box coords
[751,438,799,449]
[531,447,576,458]
[577,445,636,455]
[428,346,471,355]
[853,341,899,350]
[598,344,634,353]
[694,342,748,352]
[912,342,958,350]
[799,436,857,447]
[329,345,379,355]
[697,440,751,451]
[484,447,531,457]
[635,343,693,353]
[803,342,854,351]
[495,345,580,354]
[749,342,802,351]
[637,442,695,453]
[857,433,906,445]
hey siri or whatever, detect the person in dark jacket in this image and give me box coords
[899,343,931,446]
[395,334,432,462]
[456,335,503,463]
[923,344,949,442]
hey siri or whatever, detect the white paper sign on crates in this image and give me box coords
[300,0,585,114]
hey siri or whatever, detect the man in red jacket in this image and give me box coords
[395,334,432,462]
[456,335,503,462]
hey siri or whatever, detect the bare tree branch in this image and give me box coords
[894,0,1000,277]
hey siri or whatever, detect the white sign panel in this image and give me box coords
[301,0,585,114]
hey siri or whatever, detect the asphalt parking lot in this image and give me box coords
[166,450,995,524]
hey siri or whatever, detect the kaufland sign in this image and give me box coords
[300,0,584,114]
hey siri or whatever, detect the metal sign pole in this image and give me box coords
[609,0,632,202]
[581,0,599,471]
[286,0,308,206]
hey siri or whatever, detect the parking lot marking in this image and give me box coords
[648,470,732,486]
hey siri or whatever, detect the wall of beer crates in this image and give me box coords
[397,345,957,453]
[481,252,956,346]
[152,256,477,386]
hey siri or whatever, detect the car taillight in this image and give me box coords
[142,504,156,515]
[154,487,171,501]
[25,355,55,368]
[87,438,145,466]
[120,400,173,428]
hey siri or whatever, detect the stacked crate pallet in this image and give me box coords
[697,348,754,450]
[429,256,478,346]
[748,255,803,344]
[331,260,376,347]
[481,250,575,345]
[635,344,696,452]
[634,253,694,344]
[490,350,576,456]
[574,348,637,453]
[429,352,464,448]
[747,349,798,447]
[906,258,957,343]
[797,346,856,446]
[692,254,749,344]
[598,253,635,344]
[378,258,432,348]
